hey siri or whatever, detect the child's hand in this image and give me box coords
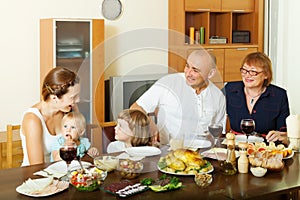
[77,144,87,158]
[87,147,99,158]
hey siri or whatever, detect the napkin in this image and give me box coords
[34,160,91,179]
[33,169,66,179]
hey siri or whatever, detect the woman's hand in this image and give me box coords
[266,130,288,145]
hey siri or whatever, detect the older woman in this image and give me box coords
[20,67,80,166]
[225,52,290,145]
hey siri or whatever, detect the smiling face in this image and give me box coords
[240,52,273,87]
[184,50,215,93]
[241,64,268,89]
[57,84,80,113]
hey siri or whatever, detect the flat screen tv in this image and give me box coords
[105,73,167,121]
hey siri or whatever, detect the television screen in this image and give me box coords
[105,74,167,121]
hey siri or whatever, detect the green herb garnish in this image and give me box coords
[140,178,154,186]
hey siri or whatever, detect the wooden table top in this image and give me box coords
[1,147,299,200]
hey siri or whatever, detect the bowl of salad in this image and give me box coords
[69,167,107,192]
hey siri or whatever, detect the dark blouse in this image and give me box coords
[224,81,290,136]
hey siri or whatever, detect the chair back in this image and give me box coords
[6,124,21,168]
[100,122,117,154]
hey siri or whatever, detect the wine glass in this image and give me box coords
[59,140,77,181]
[208,124,223,160]
[240,119,255,139]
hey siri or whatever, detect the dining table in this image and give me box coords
[1,145,300,200]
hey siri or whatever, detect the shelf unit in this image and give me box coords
[169,0,264,83]
[40,18,105,152]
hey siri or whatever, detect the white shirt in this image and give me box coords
[20,108,61,166]
[136,73,226,144]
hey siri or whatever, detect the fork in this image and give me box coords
[42,170,53,176]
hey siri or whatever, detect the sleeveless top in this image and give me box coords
[20,108,61,166]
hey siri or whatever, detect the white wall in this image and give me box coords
[0,0,168,131]
[267,0,300,115]
[1,0,299,131]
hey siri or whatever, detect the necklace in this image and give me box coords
[244,87,265,105]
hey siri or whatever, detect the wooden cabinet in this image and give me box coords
[185,0,221,11]
[40,19,105,125]
[224,47,257,82]
[169,0,264,83]
[222,0,254,11]
[185,0,254,12]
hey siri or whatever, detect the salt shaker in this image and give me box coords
[226,132,236,167]
[238,142,249,173]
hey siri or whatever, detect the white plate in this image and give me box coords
[184,139,213,149]
[201,148,240,160]
[16,179,69,197]
[222,136,264,145]
[46,160,92,174]
[125,146,161,157]
[157,163,214,176]
[283,150,294,160]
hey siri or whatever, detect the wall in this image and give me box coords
[0,0,299,131]
[267,0,300,115]
[0,0,168,131]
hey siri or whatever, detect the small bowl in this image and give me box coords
[94,156,119,172]
[250,167,267,177]
[117,159,143,179]
[194,173,213,188]
[70,167,107,192]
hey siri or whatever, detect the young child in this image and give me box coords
[51,111,99,161]
[107,109,153,153]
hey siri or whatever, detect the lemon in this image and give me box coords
[149,185,164,192]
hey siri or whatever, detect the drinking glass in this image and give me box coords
[240,119,255,138]
[208,124,223,160]
[59,140,77,181]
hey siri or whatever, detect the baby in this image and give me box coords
[51,111,99,161]
[107,109,153,153]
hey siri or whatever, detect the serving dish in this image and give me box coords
[157,149,214,175]
[45,160,92,175]
[103,180,148,198]
[250,167,267,177]
[282,149,294,159]
[157,163,213,176]
[194,173,213,187]
[117,159,143,179]
[16,178,69,197]
[201,148,240,160]
[125,146,161,157]
[94,156,119,172]
[69,167,107,192]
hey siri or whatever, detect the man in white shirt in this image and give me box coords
[131,50,226,145]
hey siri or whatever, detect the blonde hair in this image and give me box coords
[242,52,273,86]
[62,111,86,137]
[117,109,151,146]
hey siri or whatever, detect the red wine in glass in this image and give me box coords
[240,119,255,137]
[59,146,77,164]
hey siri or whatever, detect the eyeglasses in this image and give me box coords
[240,68,263,76]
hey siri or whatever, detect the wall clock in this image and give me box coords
[102,0,123,20]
